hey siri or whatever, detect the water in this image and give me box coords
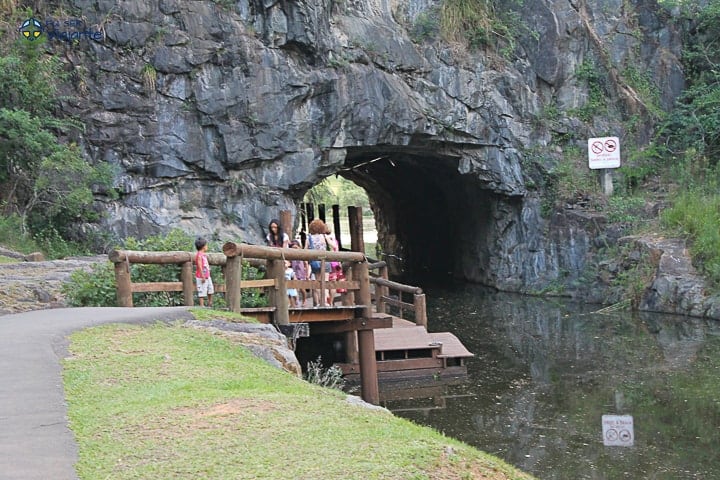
[381,283,720,480]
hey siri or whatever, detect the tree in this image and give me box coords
[0,29,114,238]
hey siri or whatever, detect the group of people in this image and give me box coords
[192,217,345,308]
[266,217,343,307]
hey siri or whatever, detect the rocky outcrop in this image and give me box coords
[183,320,302,376]
[0,256,107,315]
[46,1,685,297]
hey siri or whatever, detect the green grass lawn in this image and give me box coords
[63,323,534,480]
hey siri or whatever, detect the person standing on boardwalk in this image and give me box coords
[266,219,289,248]
[290,239,309,306]
[305,218,333,305]
[195,237,214,307]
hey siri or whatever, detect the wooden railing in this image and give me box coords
[108,251,426,328]
[109,245,369,320]
[368,261,427,327]
[221,242,368,325]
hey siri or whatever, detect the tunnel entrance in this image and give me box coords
[334,146,496,285]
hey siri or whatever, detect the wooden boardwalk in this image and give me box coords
[109,242,474,403]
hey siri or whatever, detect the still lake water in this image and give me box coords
[380,283,720,480]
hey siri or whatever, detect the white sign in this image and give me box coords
[602,414,634,447]
[588,136,621,169]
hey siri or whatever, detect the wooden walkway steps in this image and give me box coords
[338,317,473,381]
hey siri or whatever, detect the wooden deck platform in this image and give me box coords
[238,301,473,383]
[338,317,473,381]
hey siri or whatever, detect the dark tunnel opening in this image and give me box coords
[339,147,495,286]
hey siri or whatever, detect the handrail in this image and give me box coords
[109,245,367,318]
[108,243,381,405]
[107,245,425,327]
[366,261,427,328]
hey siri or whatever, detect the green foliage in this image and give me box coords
[548,150,599,203]
[621,64,664,119]
[63,229,268,308]
[611,249,655,308]
[303,176,371,212]
[572,59,608,121]
[63,262,117,307]
[657,1,720,173]
[141,63,156,93]
[0,28,115,242]
[238,261,269,308]
[0,213,39,253]
[0,45,60,116]
[304,356,346,390]
[661,189,720,286]
[410,7,440,43]
[439,0,496,49]
[605,196,646,224]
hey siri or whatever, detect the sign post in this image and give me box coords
[588,136,621,197]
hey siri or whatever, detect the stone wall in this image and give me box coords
[48,0,685,294]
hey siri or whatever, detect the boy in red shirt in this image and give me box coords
[195,237,214,307]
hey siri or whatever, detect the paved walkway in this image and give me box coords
[0,307,193,480]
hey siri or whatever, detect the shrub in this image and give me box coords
[63,262,117,307]
[661,190,720,286]
[63,229,269,308]
[304,356,346,391]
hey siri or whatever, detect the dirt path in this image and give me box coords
[0,255,107,315]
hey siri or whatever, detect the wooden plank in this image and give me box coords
[376,357,443,371]
[373,326,439,352]
[371,277,422,294]
[131,282,231,293]
[379,296,415,311]
[131,282,183,292]
[391,318,417,328]
[339,365,468,380]
[240,279,276,288]
[290,307,356,323]
[429,332,475,358]
[308,315,393,334]
[287,280,359,290]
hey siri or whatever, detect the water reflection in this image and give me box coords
[384,283,720,480]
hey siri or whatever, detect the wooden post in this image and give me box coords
[319,204,326,224]
[319,259,327,307]
[280,210,293,239]
[225,256,242,312]
[332,204,342,250]
[354,261,379,405]
[348,206,365,254]
[377,264,389,314]
[414,293,427,328]
[299,203,307,232]
[181,261,194,307]
[267,258,289,325]
[343,265,359,365]
[114,261,133,307]
[305,202,314,224]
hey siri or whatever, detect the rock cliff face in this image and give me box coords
[55,0,684,293]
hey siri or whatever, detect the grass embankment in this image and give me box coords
[63,323,534,480]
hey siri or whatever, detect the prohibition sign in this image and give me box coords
[602,414,634,446]
[588,136,621,169]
